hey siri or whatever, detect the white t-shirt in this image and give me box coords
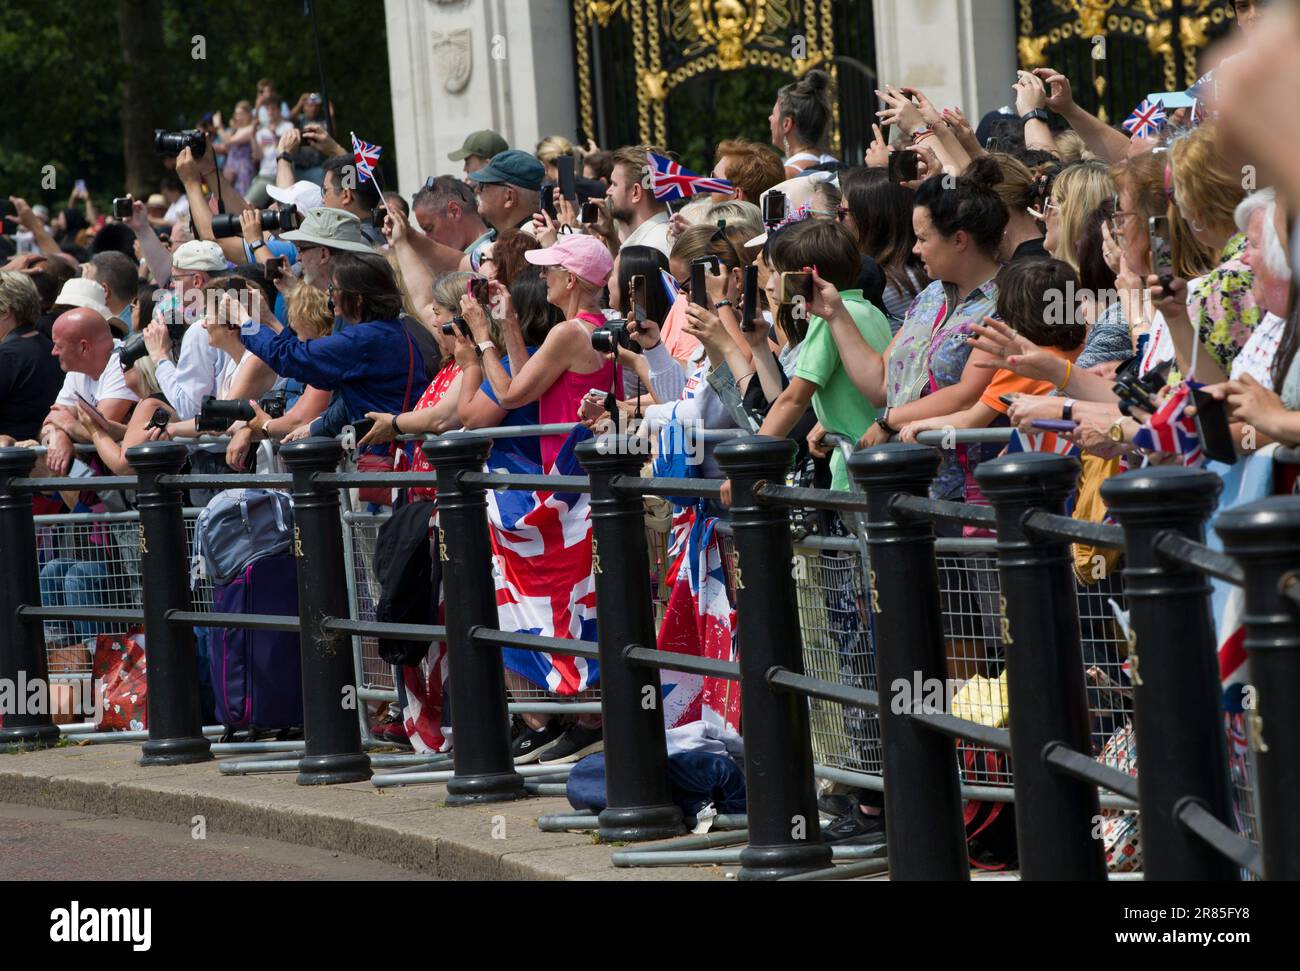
[54,345,140,410]
[622,211,672,258]
[255,121,294,177]
[164,195,190,225]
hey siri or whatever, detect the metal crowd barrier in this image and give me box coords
[2,430,1297,881]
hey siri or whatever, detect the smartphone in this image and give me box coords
[556,155,577,203]
[741,264,759,332]
[350,418,376,440]
[627,274,647,323]
[469,277,490,305]
[889,149,920,183]
[264,256,286,282]
[1030,419,1079,432]
[580,200,601,224]
[74,179,87,196]
[762,190,786,226]
[453,315,472,339]
[1189,387,1238,465]
[689,259,709,309]
[113,197,133,219]
[371,205,388,230]
[1149,215,1174,290]
[779,270,814,305]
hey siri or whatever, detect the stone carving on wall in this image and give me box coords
[431,27,473,94]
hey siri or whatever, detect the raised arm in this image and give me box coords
[126,198,173,287]
[1035,68,1131,164]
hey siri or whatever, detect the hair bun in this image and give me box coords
[798,68,831,95]
[963,155,1005,190]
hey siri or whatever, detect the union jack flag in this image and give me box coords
[1005,427,1081,458]
[1122,98,1168,140]
[1132,382,1203,466]
[486,427,600,694]
[656,506,741,732]
[351,132,382,184]
[647,152,733,202]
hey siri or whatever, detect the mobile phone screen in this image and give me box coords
[889,150,920,183]
[1190,387,1237,465]
[1149,216,1174,286]
[628,274,646,322]
[556,155,577,203]
[741,264,759,332]
[762,190,786,226]
[541,185,558,220]
[690,260,709,308]
[581,200,601,224]
[780,271,813,305]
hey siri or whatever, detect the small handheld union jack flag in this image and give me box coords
[350,132,382,185]
[1122,98,1168,140]
[1131,381,1203,466]
[647,151,733,202]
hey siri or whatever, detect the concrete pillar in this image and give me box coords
[872,0,1018,126]
[384,0,578,198]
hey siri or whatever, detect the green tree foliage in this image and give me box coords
[0,0,395,209]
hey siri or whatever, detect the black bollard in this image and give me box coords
[576,437,686,841]
[1104,467,1236,881]
[280,439,371,785]
[126,443,212,765]
[0,448,61,749]
[849,443,968,880]
[424,434,525,804]
[976,452,1105,880]
[1215,495,1300,880]
[716,436,831,880]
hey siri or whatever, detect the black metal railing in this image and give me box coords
[1,434,1296,881]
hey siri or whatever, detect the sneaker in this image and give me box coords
[537,724,603,765]
[822,806,887,846]
[511,719,564,764]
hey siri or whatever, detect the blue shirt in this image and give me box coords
[240,317,426,445]
[479,350,542,470]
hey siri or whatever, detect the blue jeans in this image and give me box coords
[39,558,110,644]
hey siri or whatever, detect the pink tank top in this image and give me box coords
[537,312,623,470]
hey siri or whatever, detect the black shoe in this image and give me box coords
[537,724,604,765]
[822,806,887,846]
[511,720,564,764]
[817,792,861,819]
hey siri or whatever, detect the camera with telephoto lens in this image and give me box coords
[591,317,641,355]
[196,390,287,433]
[154,129,206,158]
[209,207,302,239]
[119,310,188,372]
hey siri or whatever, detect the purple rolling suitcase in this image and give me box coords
[210,553,303,733]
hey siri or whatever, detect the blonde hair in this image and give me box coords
[1170,124,1247,236]
[535,135,575,165]
[1050,161,1116,270]
[1111,151,1216,279]
[1053,130,1095,165]
[287,283,333,340]
[130,355,164,397]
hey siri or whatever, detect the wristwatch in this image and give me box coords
[1062,399,1076,423]
[1108,417,1130,444]
[391,414,403,436]
[277,152,295,164]
[876,407,898,435]
[1020,109,1050,124]
[476,341,495,356]
[248,240,265,253]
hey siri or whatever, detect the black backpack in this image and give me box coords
[373,499,439,666]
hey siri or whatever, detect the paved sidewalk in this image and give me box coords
[0,743,730,881]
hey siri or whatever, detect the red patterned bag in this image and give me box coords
[93,628,147,731]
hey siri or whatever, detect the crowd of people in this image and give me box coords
[0,0,1295,836]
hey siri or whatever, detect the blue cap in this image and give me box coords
[468,149,544,192]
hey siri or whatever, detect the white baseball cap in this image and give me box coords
[172,239,228,272]
[267,180,324,217]
[55,278,112,320]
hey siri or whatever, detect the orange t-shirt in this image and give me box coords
[979,345,1082,414]
[659,294,701,364]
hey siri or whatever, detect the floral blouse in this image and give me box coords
[888,277,1000,500]
[1187,233,1260,377]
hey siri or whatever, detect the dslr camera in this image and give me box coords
[209,208,302,239]
[1112,356,1172,419]
[154,129,206,158]
[119,309,188,372]
[591,317,641,355]
[196,390,287,433]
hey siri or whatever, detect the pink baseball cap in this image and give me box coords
[524,233,613,287]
